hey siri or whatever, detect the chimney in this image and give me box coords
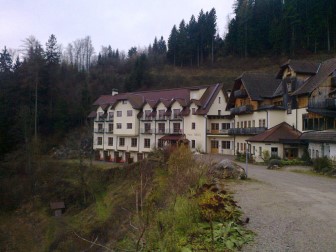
[112,88,118,96]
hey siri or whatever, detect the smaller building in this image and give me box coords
[247,122,302,162]
[50,201,65,217]
[300,130,336,160]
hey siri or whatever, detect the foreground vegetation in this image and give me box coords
[0,146,253,251]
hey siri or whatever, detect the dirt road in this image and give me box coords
[202,154,336,252]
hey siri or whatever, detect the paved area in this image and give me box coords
[200,154,336,252]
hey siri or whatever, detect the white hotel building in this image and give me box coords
[90,59,336,162]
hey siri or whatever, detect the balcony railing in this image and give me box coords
[141,116,154,121]
[170,115,183,120]
[95,116,106,122]
[308,98,336,110]
[228,127,267,135]
[207,129,229,135]
[230,105,253,115]
[140,128,153,134]
[234,89,247,98]
[94,128,105,133]
[140,128,183,134]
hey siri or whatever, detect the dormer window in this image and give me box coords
[218,97,221,104]
[287,82,292,92]
[192,108,196,115]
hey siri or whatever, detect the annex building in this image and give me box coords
[89,58,336,163]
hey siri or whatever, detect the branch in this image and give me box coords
[73,231,114,251]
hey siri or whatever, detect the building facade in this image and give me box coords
[90,58,336,162]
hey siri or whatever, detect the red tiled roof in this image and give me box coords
[247,122,301,143]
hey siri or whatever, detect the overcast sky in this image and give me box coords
[0,0,235,54]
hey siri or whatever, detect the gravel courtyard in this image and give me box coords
[200,154,336,252]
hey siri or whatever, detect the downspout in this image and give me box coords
[266,110,269,128]
[233,117,236,156]
[204,115,207,153]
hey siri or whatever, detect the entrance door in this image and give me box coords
[125,152,131,163]
[211,140,219,154]
[114,151,120,163]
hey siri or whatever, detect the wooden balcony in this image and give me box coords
[230,105,253,115]
[228,127,267,135]
[234,89,247,98]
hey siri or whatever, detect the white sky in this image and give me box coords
[0,0,235,54]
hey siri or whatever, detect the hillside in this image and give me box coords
[0,146,253,251]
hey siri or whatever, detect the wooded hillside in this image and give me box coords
[1,1,336,158]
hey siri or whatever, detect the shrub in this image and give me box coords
[262,150,270,163]
[313,156,334,174]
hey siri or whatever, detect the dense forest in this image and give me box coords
[1,0,336,158]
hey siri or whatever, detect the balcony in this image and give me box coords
[156,115,170,120]
[234,89,247,98]
[207,129,229,135]
[230,105,253,115]
[141,128,153,134]
[308,98,336,110]
[94,128,105,134]
[95,115,106,122]
[141,116,154,121]
[228,127,267,135]
[326,98,336,110]
[170,115,183,121]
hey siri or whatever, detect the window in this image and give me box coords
[158,109,165,119]
[98,123,103,132]
[271,147,278,157]
[287,102,292,114]
[173,123,181,133]
[108,123,113,132]
[144,138,150,148]
[192,122,196,130]
[192,108,196,115]
[211,140,219,148]
[108,137,113,146]
[222,141,230,149]
[241,121,244,128]
[248,121,251,128]
[119,137,125,146]
[211,123,219,130]
[116,123,122,129]
[108,112,114,120]
[218,97,221,104]
[259,119,266,127]
[127,110,133,117]
[131,138,137,147]
[122,100,127,104]
[191,140,196,148]
[117,111,122,117]
[144,123,151,133]
[158,123,165,133]
[253,146,255,155]
[218,110,221,115]
[244,121,247,128]
[127,123,132,129]
[145,110,151,119]
[158,139,164,148]
[173,109,181,119]
[222,123,230,129]
[97,137,102,145]
[259,147,262,156]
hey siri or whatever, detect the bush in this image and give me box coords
[313,157,334,174]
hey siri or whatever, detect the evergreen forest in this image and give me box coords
[1,0,336,158]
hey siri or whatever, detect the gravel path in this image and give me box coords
[200,154,336,252]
